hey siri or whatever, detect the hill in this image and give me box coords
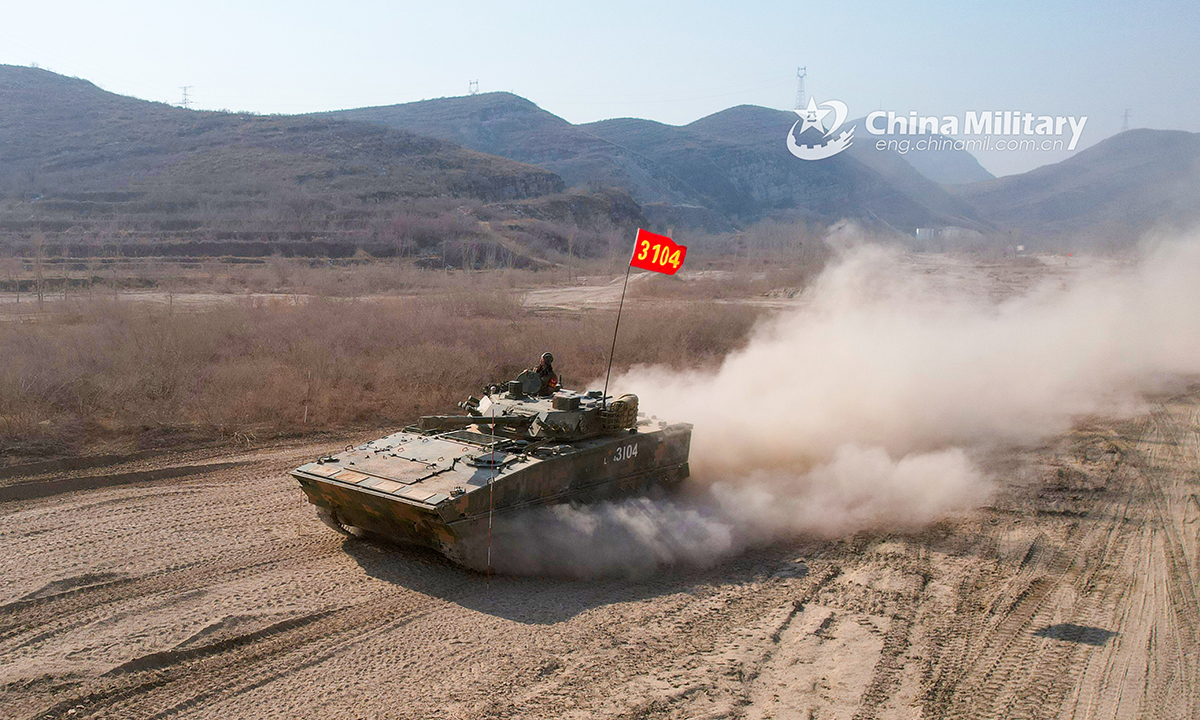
[670,105,989,230]
[843,117,994,185]
[0,66,653,266]
[900,138,995,185]
[315,93,703,208]
[949,129,1200,242]
[321,96,993,232]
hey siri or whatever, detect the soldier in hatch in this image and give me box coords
[532,352,559,395]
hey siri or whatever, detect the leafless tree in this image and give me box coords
[33,234,45,311]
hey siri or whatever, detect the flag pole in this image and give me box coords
[601,254,635,409]
[486,398,496,584]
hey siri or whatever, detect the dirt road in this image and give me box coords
[2,388,1197,719]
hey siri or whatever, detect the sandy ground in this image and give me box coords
[1,389,1197,719]
[0,252,1094,318]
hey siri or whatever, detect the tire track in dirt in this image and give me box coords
[0,462,249,503]
[921,406,1199,720]
[998,473,1149,720]
[1,445,362,720]
[605,562,845,720]
[1032,409,1199,720]
[23,544,484,720]
[923,542,1068,719]
[922,430,1142,720]
[0,534,336,649]
[1073,410,1199,720]
[852,550,931,720]
[0,450,325,600]
[1146,405,1200,612]
[733,564,843,684]
[0,459,341,650]
[1128,407,1200,719]
[454,557,840,720]
[0,435,355,487]
[0,451,161,481]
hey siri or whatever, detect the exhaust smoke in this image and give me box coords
[489,238,1200,577]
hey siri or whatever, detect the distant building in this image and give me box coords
[940,226,983,241]
[913,226,982,241]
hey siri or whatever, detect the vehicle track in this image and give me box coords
[0,534,336,648]
[0,462,249,503]
[851,549,930,720]
[921,428,1146,720]
[31,577,482,720]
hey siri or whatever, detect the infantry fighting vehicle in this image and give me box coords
[291,370,692,568]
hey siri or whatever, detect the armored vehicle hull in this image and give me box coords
[292,384,691,569]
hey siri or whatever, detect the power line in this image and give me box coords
[794,67,806,110]
[180,86,193,109]
[1122,108,1131,132]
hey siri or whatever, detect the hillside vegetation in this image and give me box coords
[0,66,645,267]
[949,128,1200,244]
[320,93,993,233]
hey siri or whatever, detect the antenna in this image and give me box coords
[1121,108,1131,132]
[794,67,807,110]
[180,86,193,109]
[468,80,479,96]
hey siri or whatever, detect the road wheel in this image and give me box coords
[315,507,352,536]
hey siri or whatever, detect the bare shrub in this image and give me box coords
[0,289,764,460]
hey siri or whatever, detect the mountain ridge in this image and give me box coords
[948,128,1200,242]
[321,96,993,232]
[6,66,1194,251]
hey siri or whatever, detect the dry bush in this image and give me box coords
[624,219,832,301]
[106,258,576,298]
[285,262,563,297]
[0,289,765,461]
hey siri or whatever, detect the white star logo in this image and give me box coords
[795,97,832,134]
[786,98,855,161]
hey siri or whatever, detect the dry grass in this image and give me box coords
[0,226,831,462]
[0,260,609,324]
[0,283,767,462]
[628,263,825,301]
[620,218,833,301]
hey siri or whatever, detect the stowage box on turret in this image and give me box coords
[290,370,692,568]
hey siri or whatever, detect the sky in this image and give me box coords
[2,0,1197,176]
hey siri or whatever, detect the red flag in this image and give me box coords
[629,228,687,275]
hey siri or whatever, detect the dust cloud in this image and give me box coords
[489,237,1200,577]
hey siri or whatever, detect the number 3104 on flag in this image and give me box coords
[629,228,688,276]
